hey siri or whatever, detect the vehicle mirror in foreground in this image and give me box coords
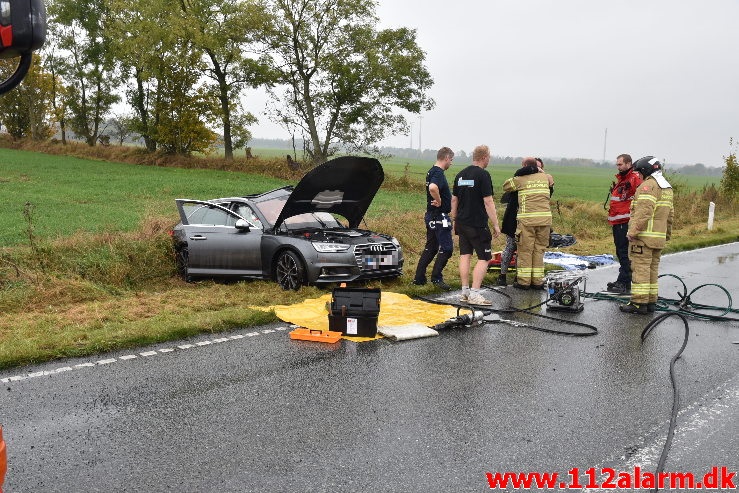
[0,0,47,95]
[235,219,251,231]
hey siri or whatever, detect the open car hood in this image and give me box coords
[273,156,384,230]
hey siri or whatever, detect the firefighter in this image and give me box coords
[606,154,642,294]
[620,156,674,314]
[502,157,552,290]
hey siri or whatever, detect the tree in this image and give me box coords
[0,54,55,140]
[265,0,434,164]
[108,0,181,152]
[49,0,121,146]
[106,113,136,145]
[720,138,739,201]
[43,37,71,144]
[178,0,275,160]
[151,41,218,155]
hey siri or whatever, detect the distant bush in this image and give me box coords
[720,139,739,202]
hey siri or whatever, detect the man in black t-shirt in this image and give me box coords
[412,147,455,290]
[451,145,501,306]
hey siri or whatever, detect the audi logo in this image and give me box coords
[369,244,384,252]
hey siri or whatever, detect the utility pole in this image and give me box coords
[418,115,423,153]
[602,128,608,164]
[409,123,413,149]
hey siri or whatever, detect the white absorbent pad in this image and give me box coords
[378,323,439,341]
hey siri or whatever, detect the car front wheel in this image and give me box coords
[275,250,305,291]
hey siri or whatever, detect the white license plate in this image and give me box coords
[364,254,396,269]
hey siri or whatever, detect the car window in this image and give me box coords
[233,204,263,229]
[183,203,236,226]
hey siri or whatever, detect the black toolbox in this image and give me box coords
[328,287,381,337]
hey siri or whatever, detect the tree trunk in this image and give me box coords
[209,54,233,161]
[133,69,156,152]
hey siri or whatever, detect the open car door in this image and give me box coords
[174,199,263,277]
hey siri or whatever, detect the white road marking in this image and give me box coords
[1,327,291,384]
[578,377,739,491]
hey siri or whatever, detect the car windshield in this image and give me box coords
[255,196,343,229]
[284,212,343,230]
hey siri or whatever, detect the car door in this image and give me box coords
[175,200,262,277]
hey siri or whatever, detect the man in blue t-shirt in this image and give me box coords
[412,147,455,290]
[451,145,501,306]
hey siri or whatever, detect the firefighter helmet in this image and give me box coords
[633,156,662,177]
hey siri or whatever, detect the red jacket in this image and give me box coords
[608,168,642,225]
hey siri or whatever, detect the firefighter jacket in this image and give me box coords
[608,168,642,225]
[502,169,552,227]
[628,171,674,249]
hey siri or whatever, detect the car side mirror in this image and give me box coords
[235,219,251,231]
[0,0,47,95]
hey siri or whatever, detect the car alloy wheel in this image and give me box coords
[175,246,191,282]
[275,250,305,291]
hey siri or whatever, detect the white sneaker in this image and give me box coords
[459,293,469,303]
[467,293,492,306]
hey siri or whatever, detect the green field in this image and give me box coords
[0,148,419,246]
[253,148,723,203]
[0,148,724,246]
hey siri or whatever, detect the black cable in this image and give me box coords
[640,312,690,493]
[414,279,599,337]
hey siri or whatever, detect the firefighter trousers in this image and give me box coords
[628,241,661,304]
[515,224,549,286]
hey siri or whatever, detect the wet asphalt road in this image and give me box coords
[1,243,738,492]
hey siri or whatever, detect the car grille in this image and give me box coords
[353,242,399,271]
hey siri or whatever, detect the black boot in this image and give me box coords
[497,274,507,286]
[647,303,656,313]
[619,302,648,314]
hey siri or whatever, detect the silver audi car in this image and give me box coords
[171,156,404,290]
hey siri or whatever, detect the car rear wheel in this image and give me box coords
[175,246,192,282]
[275,250,305,291]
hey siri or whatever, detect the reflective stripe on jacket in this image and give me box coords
[502,173,552,226]
[628,175,674,249]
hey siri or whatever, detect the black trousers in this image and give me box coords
[413,212,453,283]
[612,222,631,286]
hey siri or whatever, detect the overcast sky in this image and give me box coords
[249,1,739,166]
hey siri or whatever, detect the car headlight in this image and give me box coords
[312,242,351,253]
[390,237,401,248]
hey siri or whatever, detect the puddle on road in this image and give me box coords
[716,252,738,264]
